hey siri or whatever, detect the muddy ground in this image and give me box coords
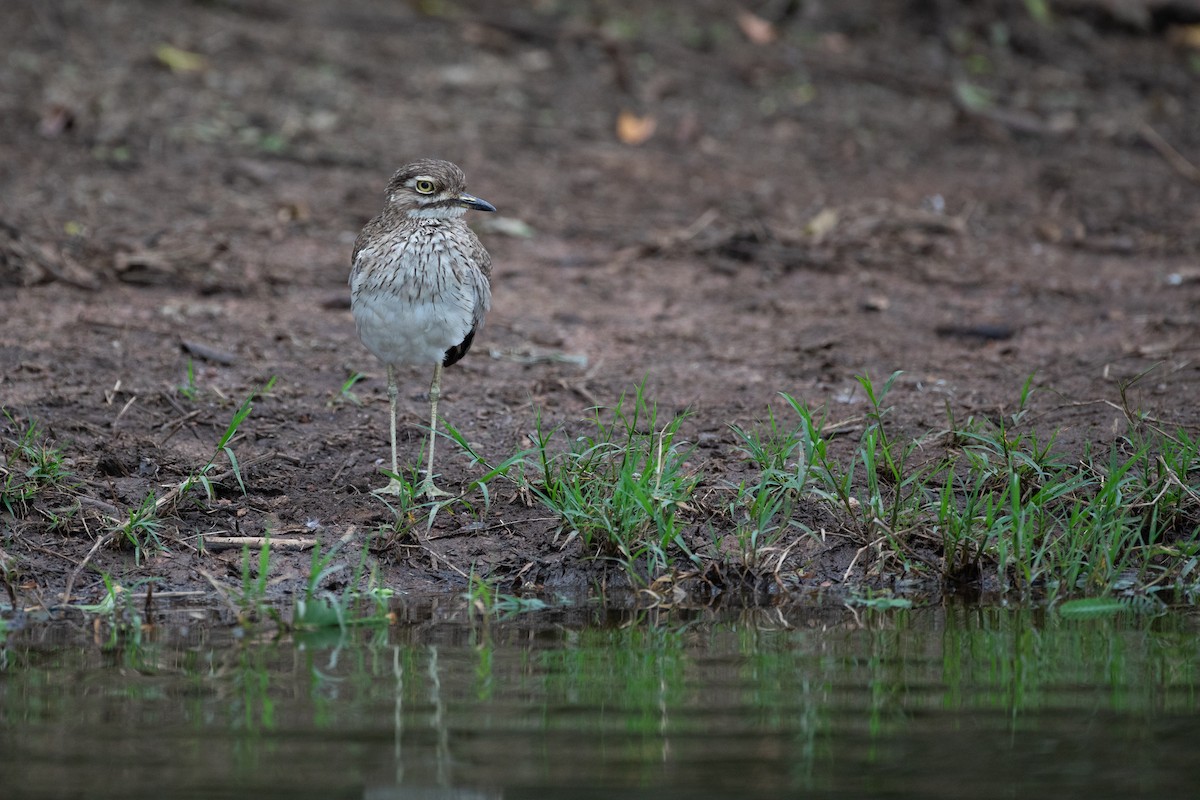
[1,0,1199,611]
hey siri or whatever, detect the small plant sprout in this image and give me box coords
[728,400,828,568]
[293,534,393,632]
[465,569,548,618]
[72,573,160,649]
[331,371,366,407]
[110,493,167,565]
[439,418,531,511]
[1,411,73,515]
[179,376,277,504]
[233,536,276,627]
[178,359,200,400]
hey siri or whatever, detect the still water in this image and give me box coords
[2,602,1197,799]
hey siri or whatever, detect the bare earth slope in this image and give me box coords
[1,0,1197,606]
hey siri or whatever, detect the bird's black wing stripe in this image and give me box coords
[442,326,476,367]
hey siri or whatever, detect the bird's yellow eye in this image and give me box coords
[414,179,435,194]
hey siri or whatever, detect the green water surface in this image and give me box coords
[1,603,1197,799]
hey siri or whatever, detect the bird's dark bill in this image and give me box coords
[457,193,496,213]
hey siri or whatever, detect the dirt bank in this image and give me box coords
[2,0,1198,610]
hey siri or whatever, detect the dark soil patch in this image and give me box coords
[2,0,1199,609]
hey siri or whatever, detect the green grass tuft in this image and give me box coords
[732,372,1200,602]
[529,381,699,582]
[0,411,73,516]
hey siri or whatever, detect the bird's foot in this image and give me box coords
[372,477,407,497]
[418,479,455,500]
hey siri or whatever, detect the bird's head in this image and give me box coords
[384,159,496,219]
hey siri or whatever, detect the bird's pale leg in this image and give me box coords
[375,364,404,496]
[420,363,453,499]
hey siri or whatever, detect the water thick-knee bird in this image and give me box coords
[349,159,495,498]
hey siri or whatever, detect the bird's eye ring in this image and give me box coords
[414,179,435,194]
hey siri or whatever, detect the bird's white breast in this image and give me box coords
[350,222,489,367]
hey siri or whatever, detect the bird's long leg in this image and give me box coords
[374,364,404,496]
[420,363,452,499]
[388,364,400,481]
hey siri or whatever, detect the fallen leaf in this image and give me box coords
[804,207,839,241]
[276,201,311,223]
[1168,24,1200,48]
[737,10,777,45]
[616,110,656,146]
[155,43,207,74]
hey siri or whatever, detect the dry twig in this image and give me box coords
[203,536,316,551]
[1139,122,1200,184]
